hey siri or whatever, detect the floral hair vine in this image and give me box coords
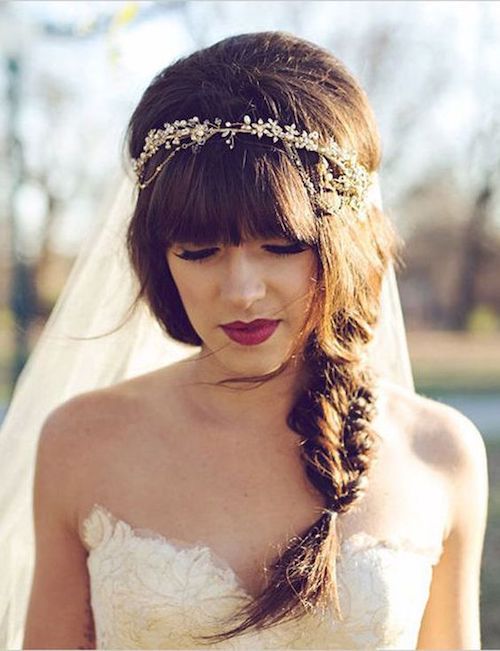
[131,115,376,221]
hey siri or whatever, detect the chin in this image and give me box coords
[216,348,287,378]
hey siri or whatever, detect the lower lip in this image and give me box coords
[221,321,280,346]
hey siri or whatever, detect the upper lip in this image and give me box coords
[221,319,279,329]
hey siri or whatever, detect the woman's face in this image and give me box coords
[166,237,318,376]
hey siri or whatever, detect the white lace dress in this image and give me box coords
[81,504,443,650]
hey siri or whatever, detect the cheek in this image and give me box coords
[286,254,318,297]
[288,257,319,324]
[168,264,215,325]
[167,256,202,312]
[173,274,207,313]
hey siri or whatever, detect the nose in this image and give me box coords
[219,248,266,310]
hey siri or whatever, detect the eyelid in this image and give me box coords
[265,242,308,249]
[264,242,310,252]
[174,247,218,260]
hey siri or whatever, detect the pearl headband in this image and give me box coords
[131,115,377,221]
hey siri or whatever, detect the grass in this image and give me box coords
[482,437,500,648]
[408,331,500,394]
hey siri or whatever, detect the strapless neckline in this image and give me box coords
[81,502,444,602]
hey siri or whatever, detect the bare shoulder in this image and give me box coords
[379,379,487,471]
[37,383,150,521]
[379,379,489,538]
[37,364,186,522]
[27,386,147,649]
[40,361,178,449]
[41,384,142,454]
[414,393,489,542]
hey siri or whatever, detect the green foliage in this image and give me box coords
[482,438,500,646]
[468,305,500,334]
[415,370,500,395]
[0,307,14,329]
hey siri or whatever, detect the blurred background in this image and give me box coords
[0,0,499,645]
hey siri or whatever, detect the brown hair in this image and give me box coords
[124,31,399,643]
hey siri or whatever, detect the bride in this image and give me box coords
[2,31,487,650]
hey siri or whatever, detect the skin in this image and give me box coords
[23,236,488,649]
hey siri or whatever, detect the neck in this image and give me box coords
[179,347,308,432]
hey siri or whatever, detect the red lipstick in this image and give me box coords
[221,319,280,346]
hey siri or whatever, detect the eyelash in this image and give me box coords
[174,244,308,262]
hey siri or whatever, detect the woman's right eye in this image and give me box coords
[174,248,219,261]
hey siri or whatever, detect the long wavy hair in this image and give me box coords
[124,31,400,643]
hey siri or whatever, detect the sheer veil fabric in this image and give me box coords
[0,170,413,648]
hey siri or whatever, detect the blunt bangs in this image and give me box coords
[147,138,319,248]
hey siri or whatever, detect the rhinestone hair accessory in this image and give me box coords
[131,115,376,220]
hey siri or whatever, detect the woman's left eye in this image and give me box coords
[264,243,309,256]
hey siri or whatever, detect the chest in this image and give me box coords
[79,409,448,600]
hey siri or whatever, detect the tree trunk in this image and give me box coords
[448,183,492,330]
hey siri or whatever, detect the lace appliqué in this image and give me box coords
[82,504,442,650]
